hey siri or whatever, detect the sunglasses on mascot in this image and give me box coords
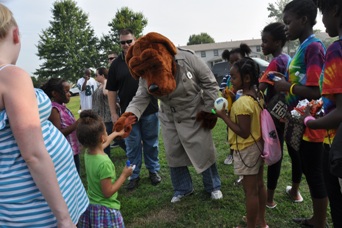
[120,40,133,45]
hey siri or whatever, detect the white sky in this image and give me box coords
[3,0,326,75]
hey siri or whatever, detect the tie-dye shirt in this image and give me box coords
[320,40,342,144]
[286,35,326,142]
[259,53,291,86]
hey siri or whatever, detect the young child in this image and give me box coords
[258,22,291,208]
[215,58,268,228]
[41,78,81,173]
[302,0,342,226]
[220,43,252,166]
[76,110,135,228]
[271,0,328,226]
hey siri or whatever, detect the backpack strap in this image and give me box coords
[245,92,264,110]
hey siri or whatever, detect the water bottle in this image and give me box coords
[235,90,243,100]
[268,73,281,81]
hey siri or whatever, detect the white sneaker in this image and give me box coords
[170,190,194,203]
[224,154,233,165]
[171,195,183,203]
[211,190,223,200]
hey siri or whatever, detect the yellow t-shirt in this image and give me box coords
[228,95,263,151]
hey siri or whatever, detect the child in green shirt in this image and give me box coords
[76,110,135,227]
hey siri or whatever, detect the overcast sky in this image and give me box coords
[3,0,325,76]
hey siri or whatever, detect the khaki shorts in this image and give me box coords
[233,141,264,176]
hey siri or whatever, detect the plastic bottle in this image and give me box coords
[268,73,281,81]
[235,90,243,100]
[126,160,136,170]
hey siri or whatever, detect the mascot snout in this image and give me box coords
[148,84,159,93]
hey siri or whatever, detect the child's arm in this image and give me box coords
[49,108,78,136]
[101,166,133,198]
[216,108,251,139]
[102,115,137,149]
[102,129,125,149]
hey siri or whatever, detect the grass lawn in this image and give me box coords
[67,96,332,228]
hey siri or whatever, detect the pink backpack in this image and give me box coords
[260,109,282,165]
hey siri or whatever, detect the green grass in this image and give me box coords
[67,96,332,228]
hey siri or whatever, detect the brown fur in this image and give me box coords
[115,32,217,135]
[125,32,177,96]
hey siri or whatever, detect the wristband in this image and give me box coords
[289,83,297,95]
[304,116,315,127]
[211,109,216,115]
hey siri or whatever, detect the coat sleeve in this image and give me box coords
[186,52,219,112]
[125,78,152,119]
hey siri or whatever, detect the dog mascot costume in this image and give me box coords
[114,32,222,202]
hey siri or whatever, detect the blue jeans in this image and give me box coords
[170,163,221,196]
[124,112,160,179]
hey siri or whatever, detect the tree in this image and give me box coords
[187,33,215,45]
[267,0,290,22]
[99,7,148,58]
[35,0,100,83]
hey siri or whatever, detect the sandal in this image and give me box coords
[285,186,303,203]
[266,202,277,209]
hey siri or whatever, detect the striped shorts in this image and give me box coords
[77,204,125,228]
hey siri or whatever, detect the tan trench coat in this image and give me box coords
[126,48,219,173]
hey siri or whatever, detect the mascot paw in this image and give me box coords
[113,112,137,138]
[196,111,217,130]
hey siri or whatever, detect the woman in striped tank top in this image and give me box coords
[0,4,88,227]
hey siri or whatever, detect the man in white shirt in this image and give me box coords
[77,68,98,110]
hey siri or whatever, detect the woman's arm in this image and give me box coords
[102,80,108,96]
[2,66,74,226]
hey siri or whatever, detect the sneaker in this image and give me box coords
[211,190,223,200]
[224,154,233,165]
[149,172,161,185]
[170,190,194,203]
[110,142,119,148]
[126,177,140,191]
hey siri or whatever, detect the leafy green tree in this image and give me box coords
[35,0,100,83]
[267,0,290,22]
[187,33,215,45]
[99,7,148,60]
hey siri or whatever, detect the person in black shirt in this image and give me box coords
[106,29,161,190]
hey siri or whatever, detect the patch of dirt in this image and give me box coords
[128,208,178,227]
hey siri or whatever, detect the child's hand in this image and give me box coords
[214,103,228,119]
[122,165,133,178]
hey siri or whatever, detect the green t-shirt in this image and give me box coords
[84,153,120,209]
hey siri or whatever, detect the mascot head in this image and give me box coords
[125,32,177,96]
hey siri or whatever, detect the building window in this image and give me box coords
[201,51,206,57]
[256,46,261,52]
[213,49,218,56]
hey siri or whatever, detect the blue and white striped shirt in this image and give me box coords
[0,85,88,227]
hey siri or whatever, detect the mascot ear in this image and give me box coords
[125,46,139,80]
[146,32,177,56]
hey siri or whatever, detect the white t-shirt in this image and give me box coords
[77,77,98,110]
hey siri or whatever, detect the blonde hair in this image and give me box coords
[0,4,17,40]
